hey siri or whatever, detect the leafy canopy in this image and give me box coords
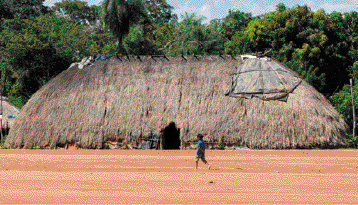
[52,0,100,25]
[102,0,146,45]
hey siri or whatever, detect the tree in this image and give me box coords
[141,0,176,40]
[6,0,49,19]
[52,0,100,26]
[167,13,207,55]
[151,19,177,53]
[0,0,14,19]
[50,0,117,56]
[0,14,97,107]
[204,19,226,54]
[221,9,253,55]
[0,0,14,31]
[222,9,252,41]
[123,25,160,55]
[233,4,352,95]
[224,29,251,55]
[121,0,177,55]
[276,3,287,12]
[331,83,358,129]
[102,0,146,48]
[152,13,227,55]
[144,0,175,25]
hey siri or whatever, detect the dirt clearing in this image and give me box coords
[0,149,357,204]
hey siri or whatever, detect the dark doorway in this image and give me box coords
[162,122,180,149]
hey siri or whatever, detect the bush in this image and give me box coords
[0,135,7,148]
[346,134,358,148]
[216,142,225,150]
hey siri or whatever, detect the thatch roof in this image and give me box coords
[5,55,348,149]
[0,96,20,130]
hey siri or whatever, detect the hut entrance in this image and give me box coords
[162,122,180,149]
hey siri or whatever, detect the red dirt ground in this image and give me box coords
[0,149,358,204]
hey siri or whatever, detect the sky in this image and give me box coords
[44,0,358,23]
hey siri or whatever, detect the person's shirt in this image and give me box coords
[196,140,205,155]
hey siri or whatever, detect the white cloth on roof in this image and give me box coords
[226,57,302,101]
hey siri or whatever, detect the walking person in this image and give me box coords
[195,134,211,170]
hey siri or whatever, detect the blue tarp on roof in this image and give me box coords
[95,55,112,61]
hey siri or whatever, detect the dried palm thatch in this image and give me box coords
[5,55,348,149]
[0,96,20,131]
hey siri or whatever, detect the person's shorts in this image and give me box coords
[195,154,206,162]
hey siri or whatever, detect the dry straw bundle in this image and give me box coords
[5,55,348,149]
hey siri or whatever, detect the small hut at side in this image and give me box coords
[5,55,348,149]
[0,96,20,136]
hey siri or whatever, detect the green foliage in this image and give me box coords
[152,13,206,55]
[105,0,178,55]
[176,13,207,54]
[123,25,161,55]
[276,3,287,12]
[0,14,97,107]
[152,12,225,55]
[102,0,146,45]
[349,61,358,81]
[222,9,252,41]
[0,0,14,20]
[0,135,7,148]
[347,134,358,148]
[89,26,117,55]
[151,20,177,53]
[5,0,49,19]
[142,0,176,35]
[52,0,100,25]
[224,30,251,54]
[233,4,353,95]
[221,9,252,55]
[204,19,226,54]
[285,43,325,89]
[216,142,225,150]
[331,83,358,127]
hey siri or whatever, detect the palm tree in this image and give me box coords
[102,0,146,47]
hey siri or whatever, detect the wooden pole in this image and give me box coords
[350,79,356,138]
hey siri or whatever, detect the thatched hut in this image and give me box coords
[0,96,20,134]
[5,55,348,149]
